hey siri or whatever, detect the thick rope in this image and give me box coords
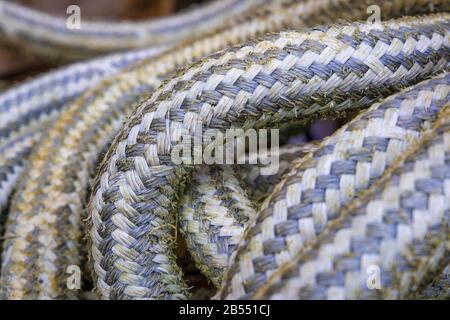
[2,0,447,217]
[85,15,449,299]
[0,47,168,213]
[179,165,257,287]
[0,0,448,300]
[0,0,278,215]
[2,0,434,299]
[0,0,261,61]
[219,72,450,299]
[1,0,319,299]
[253,97,450,299]
[0,0,310,217]
[178,142,317,287]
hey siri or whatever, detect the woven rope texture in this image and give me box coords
[0,0,448,300]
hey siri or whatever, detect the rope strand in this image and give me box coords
[86,14,449,299]
[0,0,448,300]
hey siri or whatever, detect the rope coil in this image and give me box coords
[0,0,448,300]
[87,14,450,299]
[224,73,450,299]
[0,0,262,61]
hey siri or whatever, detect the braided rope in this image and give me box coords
[84,14,449,299]
[0,47,165,138]
[238,142,319,202]
[178,142,318,287]
[2,0,447,159]
[0,0,448,301]
[0,0,261,61]
[0,133,35,210]
[218,72,450,299]
[0,0,300,215]
[2,0,432,299]
[1,0,316,299]
[2,0,447,216]
[0,48,169,213]
[253,98,450,299]
[0,0,275,214]
[179,165,257,287]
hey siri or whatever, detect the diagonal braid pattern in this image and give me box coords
[178,141,318,287]
[2,0,399,299]
[220,73,450,299]
[178,165,257,287]
[0,0,448,300]
[0,47,168,213]
[254,102,450,299]
[4,0,444,300]
[87,15,450,299]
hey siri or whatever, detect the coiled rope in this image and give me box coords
[0,0,274,214]
[255,95,450,299]
[222,73,450,299]
[0,47,167,213]
[178,143,317,287]
[86,14,449,299]
[0,0,448,300]
[0,0,262,61]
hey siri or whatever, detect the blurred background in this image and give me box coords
[0,0,203,88]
